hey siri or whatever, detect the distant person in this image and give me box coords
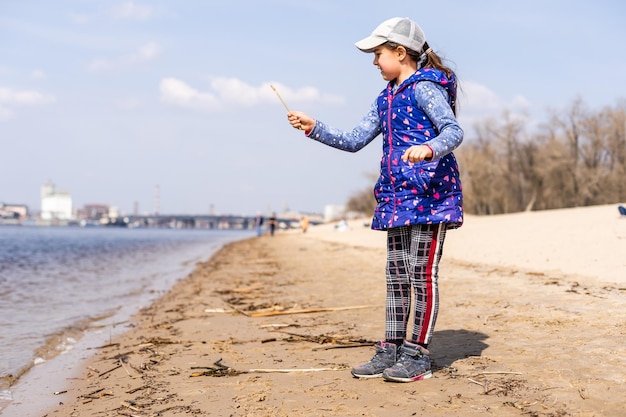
[335,219,349,232]
[300,216,309,233]
[268,213,277,236]
[254,212,264,236]
[285,17,464,383]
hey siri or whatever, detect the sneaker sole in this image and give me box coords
[382,370,432,383]
[351,370,384,379]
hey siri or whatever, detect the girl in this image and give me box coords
[287,17,463,382]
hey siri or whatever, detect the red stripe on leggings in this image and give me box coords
[418,224,439,344]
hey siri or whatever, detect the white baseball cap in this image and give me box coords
[355,17,427,53]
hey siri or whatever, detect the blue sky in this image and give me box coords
[1,1,624,216]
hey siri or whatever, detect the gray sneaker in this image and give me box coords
[351,341,398,378]
[382,342,432,382]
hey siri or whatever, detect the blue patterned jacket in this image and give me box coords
[307,68,464,230]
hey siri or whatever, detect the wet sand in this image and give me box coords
[5,204,626,416]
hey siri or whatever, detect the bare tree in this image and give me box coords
[345,173,378,216]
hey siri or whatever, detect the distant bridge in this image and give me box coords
[108,214,321,230]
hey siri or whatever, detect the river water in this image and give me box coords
[0,225,253,413]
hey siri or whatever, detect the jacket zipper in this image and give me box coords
[386,86,396,227]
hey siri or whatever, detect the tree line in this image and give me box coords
[346,99,626,216]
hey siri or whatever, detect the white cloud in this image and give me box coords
[88,58,113,72]
[0,87,55,105]
[458,81,502,114]
[159,78,219,111]
[133,42,160,62]
[71,2,160,24]
[457,81,531,130]
[0,86,55,122]
[159,77,344,112]
[110,2,156,20]
[88,42,160,73]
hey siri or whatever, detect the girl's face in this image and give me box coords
[372,45,403,82]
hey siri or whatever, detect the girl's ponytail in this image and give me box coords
[420,42,458,115]
[421,42,453,79]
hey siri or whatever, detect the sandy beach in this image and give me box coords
[5,203,626,417]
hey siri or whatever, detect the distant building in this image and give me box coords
[40,180,73,221]
[324,204,346,222]
[77,204,109,222]
[0,203,29,220]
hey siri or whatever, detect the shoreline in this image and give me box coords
[1,231,254,416]
[3,204,626,416]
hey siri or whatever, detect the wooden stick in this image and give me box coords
[249,305,373,318]
[119,358,138,378]
[98,364,122,377]
[270,85,290,112]
[227,303,250,317]
[94,342,120,349]
[312,343,373,351]
[120,400,142,412]
[259,323,291,328]
[125,385,149,394]
[204,308,232,313]
[467,378,484,387]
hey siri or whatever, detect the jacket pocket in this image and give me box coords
[395,162,431,194]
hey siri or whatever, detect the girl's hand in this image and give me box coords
[287,111,315,132]
[402,145,433,164]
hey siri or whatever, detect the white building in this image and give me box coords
[40,180,73,221]
[324,204,346,222]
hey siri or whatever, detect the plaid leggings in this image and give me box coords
[385,223,447,346]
